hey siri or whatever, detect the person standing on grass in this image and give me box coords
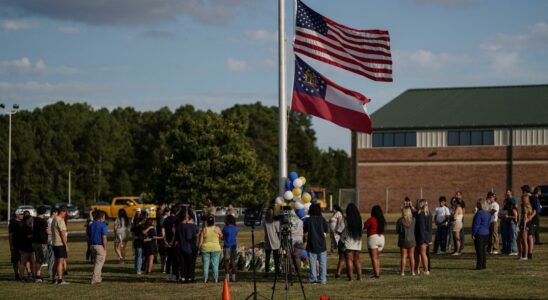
[131,217,145,274]
[52,207,69,285]
[263,208,281,277]
[32,206,49,282]
[175,207,198,284]
[163,206,179,281]
[487,192,500,255]
[341,203,363,281]
[222,214,238,282]
[9,212,23,280]
[433,196,451,255]
[451,199,464,256]
[114,209,130,264]
[397,207,416,276]
[226,203,240,219]
[364,205,386,279]
[455,191,466,252]
[143,219,162,274]
[304,203,329,284]
[472,198,490,270]
[521,185,538,259]
[518,194,536,260]
[89,211,108,284]
[156,208,169,273]
[532,186,542,245]
[199,215,223,283]
[329,205,344,254]
[414,199,432,275]
[46,208,59,279]
[19,215,36,282]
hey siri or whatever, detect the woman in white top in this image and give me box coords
[341,203,363,281]
[451,199,464,255]
[114,209,130,263]
[329,205,344,253]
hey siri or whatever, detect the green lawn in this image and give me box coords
[1,215,546,299]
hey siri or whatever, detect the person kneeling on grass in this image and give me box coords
[222,214,238,282]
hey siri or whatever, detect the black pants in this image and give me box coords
[166,246,179,277]
[265,249,280,274]
[474,234,489,269]
[434,225,448,253]
[532,217,540,244]
[177,249,195,281]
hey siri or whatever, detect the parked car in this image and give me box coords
[90,196,157,219]
[15,205,36,217]
[54,202,80,219]
[215,207,227,217]
[539,185,548,216]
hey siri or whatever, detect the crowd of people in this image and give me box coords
[7,184,542,286]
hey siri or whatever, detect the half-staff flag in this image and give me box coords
[294,0,393,82]
[291,55,372,134]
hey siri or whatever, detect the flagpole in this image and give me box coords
[278,0,287,196]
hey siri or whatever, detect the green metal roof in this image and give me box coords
[371,84,548,130]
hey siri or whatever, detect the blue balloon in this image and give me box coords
[296,208,306,219]
[288,171,298,181]
[285,180,293,191]
[300,250,308,259]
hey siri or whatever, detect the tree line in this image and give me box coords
[0,101,351,219]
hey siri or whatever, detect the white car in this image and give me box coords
[15,205,37,217]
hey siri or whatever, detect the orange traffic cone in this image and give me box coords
[222,278,231,300]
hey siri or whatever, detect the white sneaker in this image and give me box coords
[411,272,416,276]
[400,272,405,276]
[492,251,499,255]
[424,271,430,275]
[509,252,518,256]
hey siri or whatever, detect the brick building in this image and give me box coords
[354,84,548,213]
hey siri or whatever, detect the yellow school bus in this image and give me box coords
[310,187,327,210]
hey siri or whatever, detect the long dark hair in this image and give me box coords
[118,209,129,227]
[345,203,362,240]
[309,204,322,217]
[333,204,343,213]
[371,205,386,233]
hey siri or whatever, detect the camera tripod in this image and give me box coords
[270,223,307,300]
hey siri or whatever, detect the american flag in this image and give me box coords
[294,0,393,82]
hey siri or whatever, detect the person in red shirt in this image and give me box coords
[363,205,386,278]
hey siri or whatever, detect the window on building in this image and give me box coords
[372,132,417,147]
[448,130,494,146]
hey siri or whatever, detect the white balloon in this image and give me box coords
[275,197,284,204]
[303,202,312,211]
[292,196,301,202]
[283,190,294,201]
[293,178,303,188]
[295,201,304,210]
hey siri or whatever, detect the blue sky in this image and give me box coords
[1,0,547,152]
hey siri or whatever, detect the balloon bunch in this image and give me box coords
[274,171,313,219]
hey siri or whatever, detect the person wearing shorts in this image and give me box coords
[342,203,363,281]
[363,205,386,278]
[222,214,238,282]
[51,207,69,285]
[32,206,49,282]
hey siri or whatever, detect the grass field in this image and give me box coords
[1,214,546,299]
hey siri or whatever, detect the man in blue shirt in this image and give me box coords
[89,211,108,284]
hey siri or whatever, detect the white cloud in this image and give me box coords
[0,57,80,76]
[394,50,471,69]
[245,29,277,43]
[57,26,80,34]
[0,57,44,74]
[226,57,247,71]
[1,19,37,30]
[481,22,548,53]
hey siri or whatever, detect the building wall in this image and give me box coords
[356,145,548,213]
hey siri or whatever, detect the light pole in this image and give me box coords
[1,104,19,223]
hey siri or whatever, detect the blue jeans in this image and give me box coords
[308,251,327,284]
[202,251,220,282]
[434,225,448,252]
[134,247,143,274]
[510,221,518,253]
[47,244,55,277]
